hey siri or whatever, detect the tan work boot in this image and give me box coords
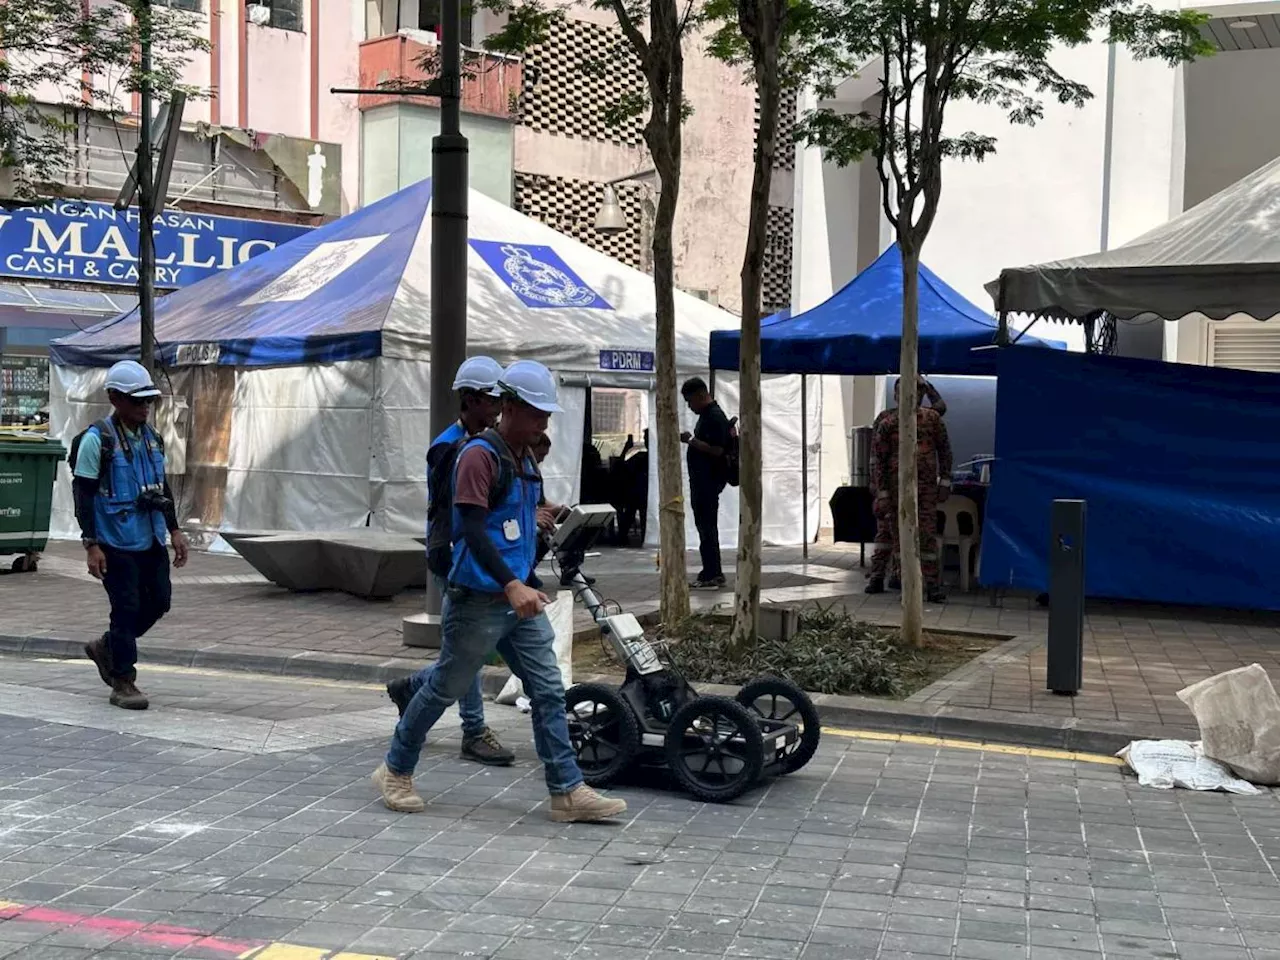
[549,785,627,823]
[84,636,113,687]
[109,679,148,711]
[372,763,425,813]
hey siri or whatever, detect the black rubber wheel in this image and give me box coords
[564,682,640,787]
[664,696,764,803]
[10,555,35,573]
[736,676,821,775]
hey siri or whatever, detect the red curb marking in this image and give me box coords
[0,901,261,955]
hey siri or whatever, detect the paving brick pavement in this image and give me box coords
[3,656,1280,960]
[5,541,1280,741]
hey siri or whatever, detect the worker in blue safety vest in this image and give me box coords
[74,360,189,711]
[373,360,627,823]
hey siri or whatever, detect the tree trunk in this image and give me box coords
[729,29,781,654]
[897,240,923,648]
[645,0,690,624]
[652,177,690,622]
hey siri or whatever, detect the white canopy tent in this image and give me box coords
[989,154,1280,323]
[49,179,820,550]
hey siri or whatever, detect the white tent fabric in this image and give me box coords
[989,154,1280,322]
[49,181,816,547]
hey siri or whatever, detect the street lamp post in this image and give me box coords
[332,0,470,648]
[594,169,658,275]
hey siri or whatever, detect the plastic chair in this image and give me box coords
[936,494,981,592]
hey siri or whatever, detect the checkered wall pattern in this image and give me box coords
[764,204,794,315]
[514,172,643,269]
[517,17,645,146]
[754,87,799,172]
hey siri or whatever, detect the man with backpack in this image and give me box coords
[385,356,515,767]
[72,360,189,711]
[373,360,627,823]
[680,376,736,590]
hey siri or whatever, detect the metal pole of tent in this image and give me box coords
[801,373,809,561]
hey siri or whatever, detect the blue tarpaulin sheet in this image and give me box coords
[981,348,1280,611]
[708,244,1065,375]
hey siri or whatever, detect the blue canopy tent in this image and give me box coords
[708,243,1064,375]
[707,244,1065,555]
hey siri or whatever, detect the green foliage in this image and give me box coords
[0,0,208,203]
[666,606,920,697]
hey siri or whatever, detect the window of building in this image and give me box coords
[157,0,202,10]
[417,0,474,46]
[248,0,303,32]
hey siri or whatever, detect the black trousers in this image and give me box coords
[690,481,725,580]
[101,541,172,680]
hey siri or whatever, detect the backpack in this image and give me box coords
[67,417,164,497]
[724,416,740,488]
[425,427,541,578]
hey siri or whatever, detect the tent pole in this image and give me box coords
[801,373,809,561]
[709,368,716,394]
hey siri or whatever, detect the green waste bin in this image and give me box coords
[0,433,66,573]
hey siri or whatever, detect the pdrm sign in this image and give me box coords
[0,201,310,290]
[599,350,654,372]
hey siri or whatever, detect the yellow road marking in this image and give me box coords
[239,947,393,960]
[823,726,1123,766]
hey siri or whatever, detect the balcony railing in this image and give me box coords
[357,32,522,120]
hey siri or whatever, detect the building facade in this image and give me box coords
[790,0,1280,521]
[1,0,359,424]
[357,0,794,316]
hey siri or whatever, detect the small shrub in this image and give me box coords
[663,606,922,697]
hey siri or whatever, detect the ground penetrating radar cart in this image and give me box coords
[550,505,821,802]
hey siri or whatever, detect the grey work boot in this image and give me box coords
[85,636,113,687]
[461,727,515,767]
[109,679,148,711]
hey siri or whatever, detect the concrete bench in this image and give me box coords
[225,531,427,600]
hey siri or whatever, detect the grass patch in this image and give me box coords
[573,605,1004,700]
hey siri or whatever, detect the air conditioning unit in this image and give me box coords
[246,3,270,26]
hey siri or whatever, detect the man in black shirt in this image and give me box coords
[680,377,731,589]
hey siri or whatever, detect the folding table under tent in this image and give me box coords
[48,178,815,550]
[707,243,1065,554]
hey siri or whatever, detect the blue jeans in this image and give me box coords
[404,576,487,737]
[386,586,582,795]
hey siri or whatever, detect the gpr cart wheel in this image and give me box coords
[10,555,36,574]
[564,683,640,787]
[736,676,821,775]
[664,696,764,803]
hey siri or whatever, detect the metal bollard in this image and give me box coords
[1046,499,1086,696]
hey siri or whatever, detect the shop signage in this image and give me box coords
[599,349,654,372]
[0,200,311,290]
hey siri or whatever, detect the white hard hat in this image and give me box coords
[499,360,562,414]
[452,356,504,395]
[105,360,161,398]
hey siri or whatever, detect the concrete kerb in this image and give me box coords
[0,630,1169,756]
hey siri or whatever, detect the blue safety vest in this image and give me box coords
[448,434,541,593]
[92,423,169,552]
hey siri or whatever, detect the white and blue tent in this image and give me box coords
[50,179,818,546]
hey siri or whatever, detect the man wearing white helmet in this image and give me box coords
[385,356,515,767]
[72,360,189,711]
[374,360,627,823]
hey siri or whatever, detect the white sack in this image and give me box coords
[495,590,574,705]
[1176,663,1280,786]
[1117,739,1261,795]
